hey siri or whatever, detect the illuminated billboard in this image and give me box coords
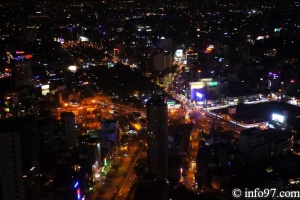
[79,36,89,42]
[12,54,33,60]
[190,88,205,101]
[272,113,284,123]
[190,82,205,101]
[41,84,50,96]
[205,45,214,53]
[16,51,25,54]
[190,82,205,89]
[68,65,77,72]
[166,99,176,108]
[208,81,218,87]
[274,28,281,32]
[175,49,183,58]
[196,92,203,98]
[54,38,65,44]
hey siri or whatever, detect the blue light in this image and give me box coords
[74,181,79,188]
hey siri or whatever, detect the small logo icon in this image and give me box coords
[232,188,242,198]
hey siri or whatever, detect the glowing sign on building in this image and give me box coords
[16,51,25,54]
[272,113,284,123]
[196,92,203,98]
[68,65,77,72]
[79,36,89,42]
[175,49,183,58]
[208,81,218,87]
[41,84,50,96]
[190,82,205,89]
[24,55,32,59]
[12,54,33,60]
[166,99,176,108]
[274,28,281,32]
[205,45,214,53]
[54,38,65,44]
[190,82,205,101]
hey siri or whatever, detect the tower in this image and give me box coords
[0,116,39,200]
[12,52,33,88]
[60,112,77,148]
[153,48,165,72]
[146,95,168,179]
[0,131,25,200]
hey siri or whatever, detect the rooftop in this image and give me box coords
[212,101,300,124]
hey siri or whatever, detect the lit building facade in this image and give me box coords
[12,53,33,88]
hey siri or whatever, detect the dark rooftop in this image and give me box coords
[212,101,300,124]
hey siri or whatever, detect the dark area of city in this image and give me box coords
[1,0,300,200]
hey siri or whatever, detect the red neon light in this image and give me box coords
[25,55,33,59]
[77,188,81,199]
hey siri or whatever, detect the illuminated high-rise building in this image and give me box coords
[12,53,33,88]
[146,95,168,179]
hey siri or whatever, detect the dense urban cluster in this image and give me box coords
[0,0,300,200]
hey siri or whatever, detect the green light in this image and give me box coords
[208,81,218,87]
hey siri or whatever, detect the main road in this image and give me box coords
[88,134,141,200]
[114,142,145,200]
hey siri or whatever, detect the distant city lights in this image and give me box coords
[68,65,77,72]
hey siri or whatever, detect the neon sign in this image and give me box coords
[12,54,33,60]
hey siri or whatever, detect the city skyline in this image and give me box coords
[0,0,300,199]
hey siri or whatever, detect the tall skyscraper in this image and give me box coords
[153,48,165,72]
[60,112,77,148]
[0,116,39,200]
[146,95,168,179]
[78,136,102,174]
[0,131,25,200]
[12,53,33,88]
